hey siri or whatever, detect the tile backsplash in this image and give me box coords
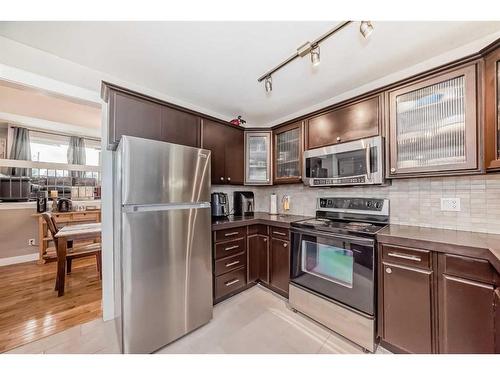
[211,174,500,234]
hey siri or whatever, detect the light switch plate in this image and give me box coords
[440,197,461,212]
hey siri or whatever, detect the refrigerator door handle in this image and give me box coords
[123,202,211,213]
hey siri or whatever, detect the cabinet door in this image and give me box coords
[306,96,379,149]
[258,236,270,283]
[248,235,261,283]
[484,46,500,170]
[270,238,290,297]
[161,107,200,147]
[274,122,303,184]
[202,119,227,184]
[108,90,162,148]
[248,235,269,283]
[245,131,272,185]
[388,64,478,176]
[496,288,500,353]
[381,262,433,353]
[224,126,244,185]
[438,274,495,353]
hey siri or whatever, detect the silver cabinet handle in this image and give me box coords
[390,167,396,173]
[273,231,287,236]
[224,232,239,237]
[283,242,288,248]
[220,177,224,181]
[225,261,240,267]
[224,245,239,251]
[227,177,231,182]
[263,238,267,242]
[336,136,341,142]
[387,252,421,262]
[225,278,239,286]
[386,267,392,274]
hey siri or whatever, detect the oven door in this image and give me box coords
[290,227,375,315]
[303,136,383,186]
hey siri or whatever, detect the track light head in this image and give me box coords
[310,45,320,67]
[264,76,272,93]
[360,21,374,39]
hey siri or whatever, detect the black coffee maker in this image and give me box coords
[234,191,254,217]
[36,191,48,213]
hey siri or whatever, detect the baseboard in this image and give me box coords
[0,253,38,266]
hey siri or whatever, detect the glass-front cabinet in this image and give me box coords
[387,64,478,177]
[485,45,500,171]
[244,131,272,185]
[273,121,303,184]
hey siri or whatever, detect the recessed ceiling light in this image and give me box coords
[360,21,374,39]
[265,76,272,93]
[311,45,320,67]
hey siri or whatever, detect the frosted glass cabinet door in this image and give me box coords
[274,122,303,183]
[245,131,272,185]
[388,64,478,176]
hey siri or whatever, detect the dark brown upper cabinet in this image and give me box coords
[107,89,162,149]
[202,119,244,185]
[305,95,380,150]
[437,254,497,354]
[484,44,500,171]
[161,106,200,148]
[387,63,479,178]
[273,121,304,184]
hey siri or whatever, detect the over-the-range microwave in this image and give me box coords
[303,136,384,187]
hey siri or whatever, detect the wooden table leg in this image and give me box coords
[57,237,67,297]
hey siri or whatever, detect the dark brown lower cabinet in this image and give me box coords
[379,243,500,354]
[248,234,269,284]
[381,261,434,354]
[270,238,290,297]
[438,254,497,353]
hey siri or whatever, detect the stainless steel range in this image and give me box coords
[289,197,389,352]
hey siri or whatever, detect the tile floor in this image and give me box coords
[6,285,390,354]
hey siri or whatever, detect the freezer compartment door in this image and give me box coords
[121,205,212,354]
[120,136,211,205]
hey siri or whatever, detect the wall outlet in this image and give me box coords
[440,198,461,212]
[28,239,36,246]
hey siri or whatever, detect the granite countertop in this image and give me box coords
[377,224,500,273]
[212,212,312,230]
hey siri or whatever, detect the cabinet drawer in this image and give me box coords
[214,252,247,276]
[214,238,246,260]
[214,267,247,300]
[382,245,431,270]
[270,226,289,240]
[248,224,268,236]
[72,212,100,222]
[442,254,496,285]
[214,227,246,242]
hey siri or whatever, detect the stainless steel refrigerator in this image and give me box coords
[114,136,213,354]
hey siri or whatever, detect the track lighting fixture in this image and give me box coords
[359,21,374,39]
[258,21,374,92]
[310,45,320,67]
[264,76,272,93]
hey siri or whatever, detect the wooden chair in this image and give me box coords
[41,212,102,292]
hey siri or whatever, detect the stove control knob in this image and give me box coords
[366,201,372,208]
[385,267,392,274]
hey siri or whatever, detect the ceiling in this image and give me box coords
[0,82,101,129]
[0,21,499,126]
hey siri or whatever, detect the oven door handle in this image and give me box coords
[290,227,375,246]
[365,143,371,181]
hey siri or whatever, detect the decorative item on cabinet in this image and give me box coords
[230,115,247,126]
[244,131,272,185]
[386,63,479,177]
[273,121,304,184]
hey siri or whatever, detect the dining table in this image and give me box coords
[54,222,102,296]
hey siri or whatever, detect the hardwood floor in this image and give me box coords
[0,257,102,353]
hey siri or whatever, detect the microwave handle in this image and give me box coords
[365,144,371,181]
